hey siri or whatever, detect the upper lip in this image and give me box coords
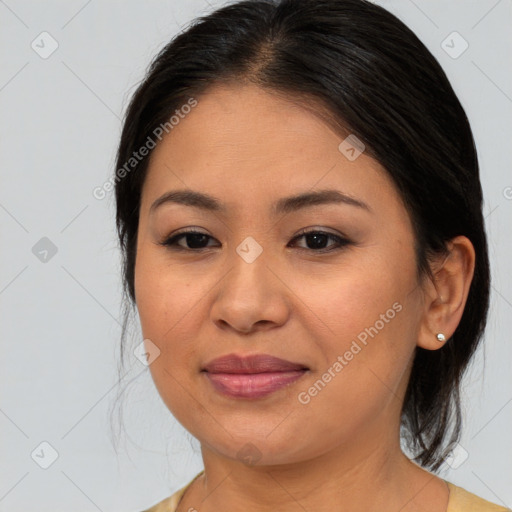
[202,354,309,374]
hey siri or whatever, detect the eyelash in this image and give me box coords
[159,228,351,254]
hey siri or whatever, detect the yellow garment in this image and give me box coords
[141,470,510,512]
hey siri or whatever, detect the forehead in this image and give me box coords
[142,83,401,216]
[154,83,344,164]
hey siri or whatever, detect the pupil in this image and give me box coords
[187,233,208,248]
[307,233,327,249]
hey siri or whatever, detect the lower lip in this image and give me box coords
[203,370,307,399]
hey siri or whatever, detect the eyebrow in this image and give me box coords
[149,188,371,216]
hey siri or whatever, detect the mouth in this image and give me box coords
[201,353,309,399]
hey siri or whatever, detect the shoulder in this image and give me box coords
[140,470,205,512]
[446,481,510,512]
[140,492,179,512]
[140,473,511,512]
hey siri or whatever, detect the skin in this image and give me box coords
[134,83,475,512]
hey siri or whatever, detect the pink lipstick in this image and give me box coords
[201,353,308,399]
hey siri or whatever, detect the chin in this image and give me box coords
[195,427,322,468]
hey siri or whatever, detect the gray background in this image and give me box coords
[0,0,511,510]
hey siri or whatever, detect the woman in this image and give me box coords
[113,0,509,510]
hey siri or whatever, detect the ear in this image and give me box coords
[417,236,475,350]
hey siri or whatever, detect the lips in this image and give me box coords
[201,354,309,399]
[202,354,308,374]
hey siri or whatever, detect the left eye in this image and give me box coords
[289,230,350,252]
[160,229,349,253]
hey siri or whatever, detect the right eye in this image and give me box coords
[159,229,219,251]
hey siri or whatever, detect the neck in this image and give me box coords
[183,426,447,512]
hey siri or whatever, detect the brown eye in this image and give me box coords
[160,229,218,250]
[289,230,350,252]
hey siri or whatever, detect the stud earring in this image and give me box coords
[436,333,446,342]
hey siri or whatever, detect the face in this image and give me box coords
[134,83,426,466]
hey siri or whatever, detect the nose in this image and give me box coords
[210,245,290,335]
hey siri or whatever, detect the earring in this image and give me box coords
[436,333,446,342]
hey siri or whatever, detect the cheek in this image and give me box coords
[135,247,198,338]
[134,258,206,418]
[290,254,413,345]
[134,252,212,378]
[288,274,416,454]
[289,250,419,399]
